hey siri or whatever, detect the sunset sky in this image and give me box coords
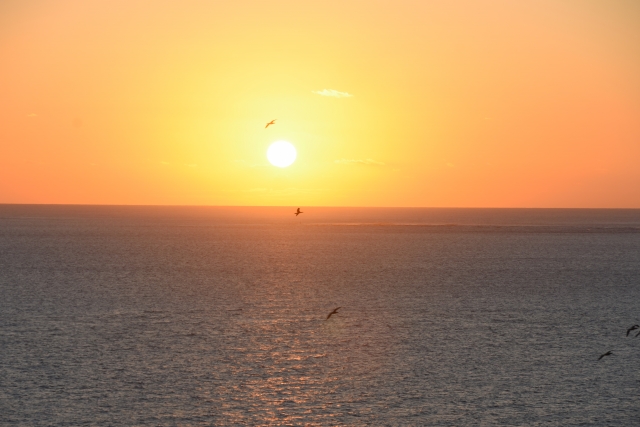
[1,0,639,207]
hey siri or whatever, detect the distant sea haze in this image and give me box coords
[1,204,640,227]
[1,206,639,425]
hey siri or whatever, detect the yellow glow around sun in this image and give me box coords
[267,141,297,168]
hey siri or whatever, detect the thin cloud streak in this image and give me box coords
[245,187,329,196]
[313,89,353,98]
[335,158,385,166]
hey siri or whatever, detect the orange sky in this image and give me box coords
[1,0,639,207]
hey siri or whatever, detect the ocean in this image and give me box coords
[1,206,639,426]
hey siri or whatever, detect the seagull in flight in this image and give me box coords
[598,350,614,361]
[265,119,276,128]
[326,307,341,320]
[294,208,303,216]
[626,324,639,336]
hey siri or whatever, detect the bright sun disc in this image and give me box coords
[267,141,297,167]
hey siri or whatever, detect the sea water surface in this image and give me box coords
[1,206,640,426]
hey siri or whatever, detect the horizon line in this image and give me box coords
[1,203,640,210]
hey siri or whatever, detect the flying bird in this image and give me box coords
[626,324,639,336]
[598,350,614,361]
[294,208,303,216]
[265,119,276,128]
[326,307,342,320]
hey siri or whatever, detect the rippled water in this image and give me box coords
[1,206,640,426]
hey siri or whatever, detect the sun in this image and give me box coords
[267,141,297,168]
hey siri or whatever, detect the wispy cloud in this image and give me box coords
[313,89,353,98]
[26,113,38,117]
[245,187,329,196]
[335,158,386,167]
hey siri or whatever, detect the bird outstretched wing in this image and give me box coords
[326,307,342,320]
[598,351,612,360]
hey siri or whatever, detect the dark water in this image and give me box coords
[1,206,640,426]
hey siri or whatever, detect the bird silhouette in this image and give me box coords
[265,119,276,128]
[294,208,303,216]
[326,307,341,320]
[626,324,639,336]
[598,350,614,360]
